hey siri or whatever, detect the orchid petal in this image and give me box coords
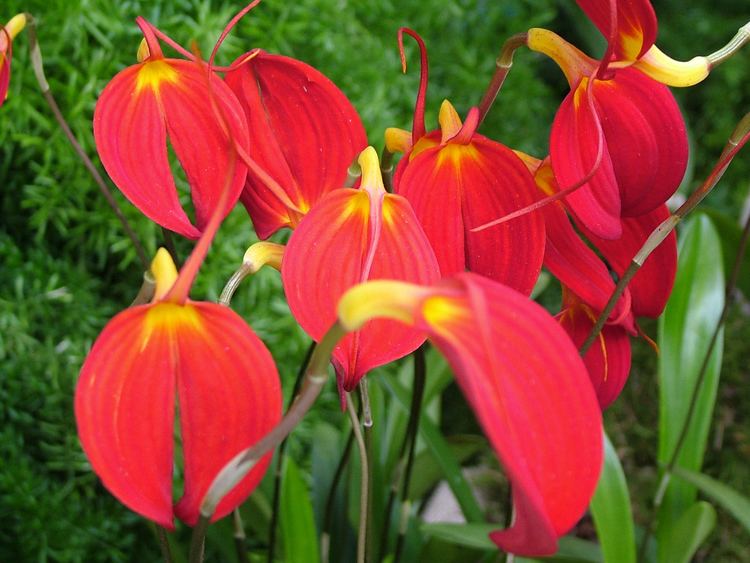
[576,0,658,62]
[225,52,367,239]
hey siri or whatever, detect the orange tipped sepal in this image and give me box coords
[75,251,281,527]
[339,273,603,556]
[282,147,440,393]
[93,18,249,239]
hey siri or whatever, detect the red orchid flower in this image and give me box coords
[76,116,281,527]
[281,146,440,395]
[338,273,603,556]
[93,17,249,239]
[526,25,688,239]
[387,29,545,296]
[558,288,632,410]
[0,14,26,107]
[224,50,368,239]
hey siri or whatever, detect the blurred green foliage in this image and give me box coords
[1,0,748,561]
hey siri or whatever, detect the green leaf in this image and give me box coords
[590,432,635,563]
[673,467,750,532]
[280,456,321,563]
[381,375,485,522]
[658,501,716,563]
[657,213,725,558]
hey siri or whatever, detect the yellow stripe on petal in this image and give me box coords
[151,248,178,301]
[358,146,385,196]
[337,280,431,331]
[385,127,413,154]
[527,28,596,87]
[421,295,471,338]
[136,59,180,94]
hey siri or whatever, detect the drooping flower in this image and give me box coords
[224,51,368,239]
[93,17,249,239]
[281,146,440,394]
[0,14,26,107]
[387,29,545,295]
[338,273,603,556]
[76,123,281,527]
[527,25,688,239]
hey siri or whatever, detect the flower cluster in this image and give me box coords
[3,0,746,558]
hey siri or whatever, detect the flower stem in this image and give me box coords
[393,346,426,563]
[580,115,750,356]
[188,515,210,563]
[476,33,528,127]
[267,341,316,563]
[23,14,150,270]
[637,207,750,563]
[154,524,173,563]
[347,392,369,563]
[233,509,250,563]
[321,429,355,562]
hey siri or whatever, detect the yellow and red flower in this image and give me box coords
[0,14,26,107]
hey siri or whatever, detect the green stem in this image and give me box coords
[393,346,426,563]
[188,516,210,563]
[200,322,347,519]
[154,524,173,563]
[637,207,750,563]
[359,380,375,562]
[268,341,316,563]
[130,270,156,306]
[24,14,150,270]
[321,429,355,562]
[476,33,528,127]
[233,510,250,563]
[380,147,395,192]
[347,393,369,563]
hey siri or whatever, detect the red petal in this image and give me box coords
[419,273,603,555]
[592,69,687,217]
[173,302,281,524]
[0,38,11,106]
[282,188,439,390]
[576,0,658,62]
[397,136,545,295]
[75,305,177,528]
[559,301,632,409]
[550,81,622,239]
[225,52,367,238]
[543,199,634,328]
[75,302,281,527]
[94,59,249,239]
[580,204,677,318]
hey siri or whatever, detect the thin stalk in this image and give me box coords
[321,430,355,562]
[359,381,374,562]
[24,14,149,270]
[379,346,427,561]
[188,515,210,563]
[347,393,369,563]
[580,117,750,356]
[476,33,528,126]
[233,510,250,563]
[393,346,426,563]
[637,209,750,562]
[200,322,347,519]
[346,159,362,188]
[130,270,156,306]
[155,525,173,563]
[380,147,395,192]
[268,341,316,563]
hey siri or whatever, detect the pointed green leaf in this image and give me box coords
[657,213,724,558]
[280,456,321,563]
[590,432,635,563]
[658,501,716,563]
[673,467,750,532]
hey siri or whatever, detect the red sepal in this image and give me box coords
[94,58,249,239]
[75,301,281,527]
[282,188,439,391]
[576,0,658,62]
[558,295,632,409]
[417,273,602,555]
[396,135,545,295]
[0,29,12,107]
[224,52,367,239]
[580,204,677,318]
